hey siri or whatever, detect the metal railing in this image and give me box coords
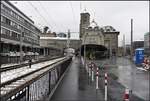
[0,57,72,101]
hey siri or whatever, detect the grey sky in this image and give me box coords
[10,1,149,46]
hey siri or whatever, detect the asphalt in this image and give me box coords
[50,57,104,101]
[88,56,148,101]
[50,56,148,101]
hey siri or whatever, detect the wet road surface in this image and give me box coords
[88,56,149,101]
[51,57,104,101]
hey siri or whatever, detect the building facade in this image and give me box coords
[144,32,150,55]
[40,37,81,51]
[79,12,119,56]
[0,1,41,63]
[133,41,144,50]
[83,20,105,46]
[79,12,90,38]
[57,32,67,38]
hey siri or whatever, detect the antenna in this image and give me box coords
[80,2,82,13]
[84,6,87,13]
[94,12,95,20]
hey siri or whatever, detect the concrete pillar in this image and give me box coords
[44,48,46,56]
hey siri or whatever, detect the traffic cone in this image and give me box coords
[123,88,130,101]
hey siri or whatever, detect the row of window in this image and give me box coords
[1,27,20,39]
[1,3,24,23]
[1,27,39,44]
[1,3,41,33]
[1,15,39,39]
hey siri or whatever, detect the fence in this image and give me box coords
[1,57,72,101]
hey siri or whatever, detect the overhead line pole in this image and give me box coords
[131,19,133,60]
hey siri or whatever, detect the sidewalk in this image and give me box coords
[51,57,104,101]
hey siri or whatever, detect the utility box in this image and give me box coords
[135,48,144,65]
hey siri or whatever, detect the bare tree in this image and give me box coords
[43,26,49,34]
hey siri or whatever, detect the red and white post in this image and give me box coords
[104,73,108,101]
[91,66,94,81]
[88,64,91,77]
[96,67,99,89]
[123,88,130,101]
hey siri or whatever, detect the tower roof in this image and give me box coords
[81,8,90,14]
[88,19,99,29]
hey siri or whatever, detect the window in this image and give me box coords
[1,16,6,23]
[6,29,11,36]
[6,18,11,25]
[83,19,87,23]
[1,16,3,22]
[18,25,22,30]
[12,31,17,38]
[1,28,6,35]
[17,34,20,39]
[1,28,11,36]
[1,3,4,9]
[3,4,11,14]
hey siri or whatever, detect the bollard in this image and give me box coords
[91,63,95,81]
[96,67,99,89]
[104,73,108,101]
[86,63,88,72]
[88,64,91,77]
[91,67,94,81]
[123,88,130,101]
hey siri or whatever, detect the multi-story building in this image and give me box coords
[79,11,119,57]
[0,1,41,63]
[144,32,150,55]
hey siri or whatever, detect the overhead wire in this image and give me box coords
[28,1,53,30]
[38,1,68,33]
[24,1,44,30]
[69,2,77,32]
[38,1,57,31]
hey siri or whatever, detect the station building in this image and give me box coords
[0,1,41,63]
[79,11,119,58]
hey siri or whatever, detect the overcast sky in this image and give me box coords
[10,1,149,46]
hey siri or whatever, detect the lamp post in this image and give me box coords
[20,32,24,63]
[130,19,133,60]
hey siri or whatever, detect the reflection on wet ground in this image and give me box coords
[51,57,104,101]
[51,56,149,101]
[88,56,149,101]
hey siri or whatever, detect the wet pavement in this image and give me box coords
[51,57,104,101]
[88,56,149,101]
[50,56,149,101]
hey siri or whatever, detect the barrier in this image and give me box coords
[123,88,130,101]
[104,73,108,101]
[91,63,94,81]
[96,67,99,89]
